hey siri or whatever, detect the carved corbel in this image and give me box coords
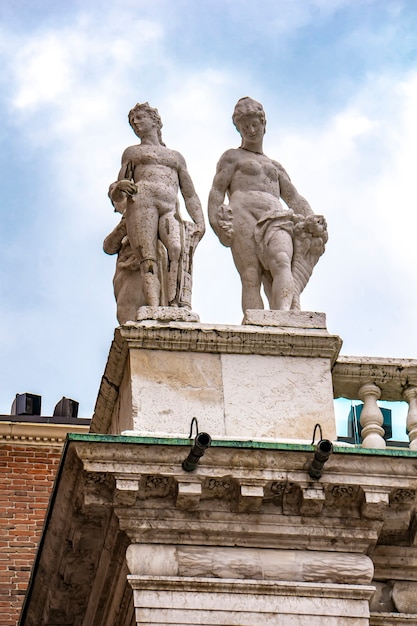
[176,479,202,510]
[361,486,390,519]
[300,483,326,516]
[282,482,302,515]
[237,482,265,513]
[114,478,140,506]
[82,471,113,508]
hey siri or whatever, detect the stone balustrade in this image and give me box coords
[332,356,417,450]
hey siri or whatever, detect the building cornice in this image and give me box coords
[0,420,90,446]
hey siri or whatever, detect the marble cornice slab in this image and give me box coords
[71,438,417,554]
[76,438,417,483]
[128,575,376,600]
[333,356,417,401]
[118,321,343,361]
[372,545,417,581]
[370,614,417,624]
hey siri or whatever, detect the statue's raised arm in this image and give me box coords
[208,96,327,313]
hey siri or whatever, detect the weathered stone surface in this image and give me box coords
[129,578,374,625]
[76,439,417,554]
[372,546,417,581]
[135,306,200,323]
[243,309,326,328]
[128,348,225,436]
[208,96,327,313]
[392,582,417,613]
[237,482,265,513]
[300,484,326,516]
[126,544,374,584]
[106,102,205,320]
[91,321,341,440]
[361,487,390,519]
[115,320,342,359]
[176,480,202,510]
[103,214,148,325]
[221,353,336,440]
[370,614,417,625]
[20,437,417,625]
[369,581,395,613]
[332,356,417,402]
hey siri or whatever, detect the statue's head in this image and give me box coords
[128,102,164,144]
[232,97,266,132]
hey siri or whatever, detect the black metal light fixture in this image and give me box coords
[182,418,212,472]
[308,423,333,480]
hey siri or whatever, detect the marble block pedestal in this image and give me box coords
[91,311,342,441]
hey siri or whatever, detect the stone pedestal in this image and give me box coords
[91,312,342,441]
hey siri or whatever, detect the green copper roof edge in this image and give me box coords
[66,433,417,457]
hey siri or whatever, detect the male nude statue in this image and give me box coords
[208,97,327,313]
[109,102,205,307]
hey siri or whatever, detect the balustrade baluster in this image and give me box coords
[404,387,417,451]
[358,382,386,449]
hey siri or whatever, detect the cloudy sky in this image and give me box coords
[0,0,416,428]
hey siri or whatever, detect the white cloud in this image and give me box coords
[13,35,72,109]
[0,0,416,418]
[9,12,163,111]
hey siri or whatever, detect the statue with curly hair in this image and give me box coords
[109,102,205,312]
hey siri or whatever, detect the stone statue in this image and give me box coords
[103,209,170,325]
[208,97,327,313]
[108,102,205,314]
[103,213,145,325]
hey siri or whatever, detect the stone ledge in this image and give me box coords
[372,546,417,581]
[128,578,374,624]
[135,306,200,323]
[128,575,376,600]
[75,439,417,554]
[370,614,417,625]
[118,321,342,359]
[333,356,417,401]
[243,310,326,328]
[0,420,90,446]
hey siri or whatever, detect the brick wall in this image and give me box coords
[0,419,90,625]
[0,443,63,626]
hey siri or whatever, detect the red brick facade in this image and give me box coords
[0,443,62,626]
[1,414,90,626]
